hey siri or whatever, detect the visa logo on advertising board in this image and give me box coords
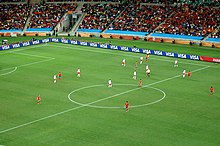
[70,40,77,44]
[32,40,40,45]
[190,55,199,60]
[142,49,151,54]
[213,58,220,62]
[154,50,163,55]
[110,45,118,50]
[2,45,10,50]
[42,39,49,43]
[178,54,187,58]
[80,42,87,46]
[121,46,129,51]
[61,39,68,43]
[100,44,108,48]
[132,48,140,53]
[51,38,59,42]
[166,52,174,57]
[90,43,98,47]
[12,43,20,48]
[22,42,30,46]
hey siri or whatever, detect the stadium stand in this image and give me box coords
[176,0,220,6]
[46,0,120,2]
[0,0,220,47]
[0,4,30,31]
[79,3,124,31]
[210,31,220,38]
[110,4,175,34]
[28,3,77,31]
[0,0,26,2]
[155,5,220,37]
[140,0,174,4]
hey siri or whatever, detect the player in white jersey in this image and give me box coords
[122,59,126,66]
[140,56,143,64]
[77,68,80,77]
[53,74,57,83]
[146,64,149,70]
[146,69,150,77]
[182,70,186,78]
[108,79,112,87]
[174,60,178,67]
[133,70,137,80]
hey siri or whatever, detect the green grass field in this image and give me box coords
[0,37,220,146]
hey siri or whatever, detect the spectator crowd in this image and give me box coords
[0,4,30,30]
[79,3,124,30]
[28,3,77,29]
[0,0,219,38]
[155,5,220,36]
[109,4,175,33]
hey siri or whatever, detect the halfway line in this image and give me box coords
[0,66,210,134]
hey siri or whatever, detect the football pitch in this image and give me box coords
[0,40,220,146]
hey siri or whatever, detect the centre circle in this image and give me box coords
[68,84,166,109]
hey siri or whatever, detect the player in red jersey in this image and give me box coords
[138,79,142,87]
[187,71,191,79]
[210,86,214,95]
[58,72,62,80]
[37,95,41,104]
[145,53,149,62]
[135,61,138,68]
[125,101,129,112]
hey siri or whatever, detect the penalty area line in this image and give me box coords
[0,45,54,76]
[0,67,17,76]
[11,51,54,59]
[0,65,210,134]
[0,58,55,77]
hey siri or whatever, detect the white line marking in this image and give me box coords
[0,45,55,76]
[11,52,53,59]
[49,44,208,67]
[0,67,16,71]
[0,45,43,55]
[17,58,55,68]
[68,84,166,108]
[0,65,210,134]
[0,67,17,76]
[68,65,209,107]
[0,106,84,134]
[0,58,55,75]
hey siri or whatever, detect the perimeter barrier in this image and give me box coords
[0,38,219,63]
